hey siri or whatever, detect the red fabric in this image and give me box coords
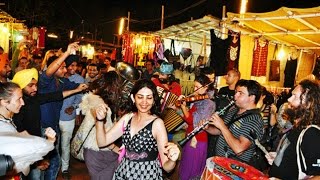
[152,78,182,96]
[251,38,268,76]
[110,48,116,60]
[184,105,207,142]
[37,27,46,48]
[122,34,134,64]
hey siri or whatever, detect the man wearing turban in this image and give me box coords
[0,46,11,83]
[12,68,87,179]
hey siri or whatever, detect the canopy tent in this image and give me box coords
[153,15,221,45]
[0,9,28,53]
[226,6,320,55]
[153,6,320,88]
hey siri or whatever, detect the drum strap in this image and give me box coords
[226,109,260,127]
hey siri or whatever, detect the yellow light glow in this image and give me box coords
[240,0,248,14]
[47,33,58,38]
[135,37,142,45]
[278,45,286,60]
[16,35,24,42]
[1,27,9,33]
[118,18,125,35]
[81,44,95,59]
[69,30,74,39]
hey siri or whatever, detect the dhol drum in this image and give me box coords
[156,86,184,133]
[201,156,268,180]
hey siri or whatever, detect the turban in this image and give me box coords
[159,62,173,75]
[0,53,8,70]
[12,68,38,89]
[65,55,79,68]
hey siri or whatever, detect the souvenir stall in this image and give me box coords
[153,7,320,96]
[226,6,320,89]
[154,15,221,95]
[0,9,28,55]
[121,32,162,67]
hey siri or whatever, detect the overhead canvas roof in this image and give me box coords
[153,15,221,45]
[227,6,320,55]
[0,9,28,32]
[154,6,320,55]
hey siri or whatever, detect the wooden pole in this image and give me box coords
[161,5,164,30]
[127,11,130,32]
[203,34,207,64]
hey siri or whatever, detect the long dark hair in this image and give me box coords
[294,80,320,129]
[89,71,123,120]
[195,74,211,93]
[129,79,161,116]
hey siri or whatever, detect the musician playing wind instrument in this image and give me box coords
[171,74,215,180]
[203,79,264,166]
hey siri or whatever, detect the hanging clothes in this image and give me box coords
[284,58,298,88]
[37,27,46,49]
[209,29,230,76]
[251,38,269,76]
[269,60,280,81]
[226,31,241,71]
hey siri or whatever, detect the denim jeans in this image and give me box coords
[27,166,44,180]
[59,119,75,172]
[41,126,61,180]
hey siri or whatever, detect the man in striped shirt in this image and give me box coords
[206,79,264,163]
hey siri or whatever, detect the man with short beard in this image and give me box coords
[152,62,181,96]
[38,42,87,180]
[0,58,12,83]
[266,80,320,179]
[12,68,87,179]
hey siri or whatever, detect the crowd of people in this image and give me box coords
[0,41,319,180]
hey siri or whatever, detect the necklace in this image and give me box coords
[0,114,17,129]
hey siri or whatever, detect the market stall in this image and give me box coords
[0,9,28,54]
[153,6,320,91]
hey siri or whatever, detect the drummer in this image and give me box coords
[204,79,264,166]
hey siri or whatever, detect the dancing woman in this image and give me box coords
[95,79,180,179]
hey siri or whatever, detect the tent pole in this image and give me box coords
[161,5,164,30]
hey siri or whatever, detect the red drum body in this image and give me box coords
[201,156,268,180]
[156,86,184,132]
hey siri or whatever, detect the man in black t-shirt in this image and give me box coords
[266,80,320,179]
[216,69,240,115]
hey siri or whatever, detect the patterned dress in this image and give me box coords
[113,118,163,180]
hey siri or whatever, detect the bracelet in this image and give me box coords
[96,118,105,122]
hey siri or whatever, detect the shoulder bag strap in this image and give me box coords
[76,124,95,154]
[296,125,320,179]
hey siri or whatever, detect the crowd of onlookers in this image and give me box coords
[0,41,319,180]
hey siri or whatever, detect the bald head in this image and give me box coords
[225,69,240,86]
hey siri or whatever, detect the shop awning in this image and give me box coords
[154,6,320,55]
[227,6,320,55]
[153,15,221,45]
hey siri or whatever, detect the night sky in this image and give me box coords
[3,0,320,47]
